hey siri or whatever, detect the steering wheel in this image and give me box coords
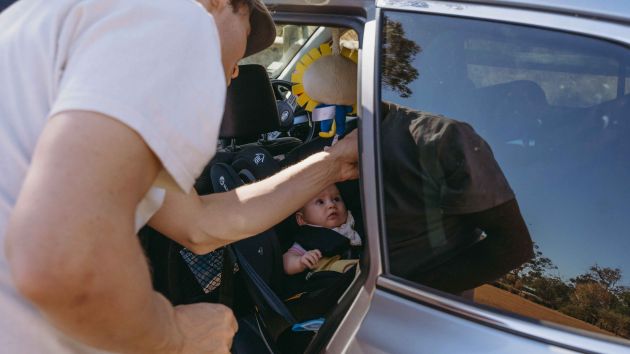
[271,79,293,97]
[270,79,317,142]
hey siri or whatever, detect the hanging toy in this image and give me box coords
[291,29,358,138]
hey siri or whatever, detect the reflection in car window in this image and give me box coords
[380,11,630,341]
[240,25,318,78]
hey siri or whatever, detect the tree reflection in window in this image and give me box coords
[498,243,630,338]
[382,17,421,98]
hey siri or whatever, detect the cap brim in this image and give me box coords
[244,1,276,57]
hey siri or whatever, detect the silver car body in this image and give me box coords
[263,0,630,353]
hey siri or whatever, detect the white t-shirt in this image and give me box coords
[0,0,226,352]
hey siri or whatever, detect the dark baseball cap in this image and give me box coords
[245,0,276,57]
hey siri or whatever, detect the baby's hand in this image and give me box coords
[300,249,322,270]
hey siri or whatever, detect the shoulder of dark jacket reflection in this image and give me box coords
[381,100,480,142]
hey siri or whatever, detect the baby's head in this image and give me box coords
[296,184,348,228]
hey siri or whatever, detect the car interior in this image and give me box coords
[139,25,364,354]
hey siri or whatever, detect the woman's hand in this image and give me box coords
[327,130,359,181]
[172,303,238,354]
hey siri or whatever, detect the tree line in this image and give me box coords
[498,243,630,339]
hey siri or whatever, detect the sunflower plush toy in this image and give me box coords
[291,29,358,138]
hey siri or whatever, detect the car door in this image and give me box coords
[325,1,630,353]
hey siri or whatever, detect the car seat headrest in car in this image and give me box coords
[475,80,549,145]
[219,64,280,139]
[231,147,280,183]
[194,152,237,195]
[210,162,245,193]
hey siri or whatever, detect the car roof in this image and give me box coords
[470,0,630,25]
[266,0,630,25]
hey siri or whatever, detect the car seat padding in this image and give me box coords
[231,146,279,183]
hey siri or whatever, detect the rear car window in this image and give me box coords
[379,11,630,341]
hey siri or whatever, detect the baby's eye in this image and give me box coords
[315,199,324,205]
[333,197,341,202]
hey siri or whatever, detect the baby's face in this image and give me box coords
[297,185,348,228]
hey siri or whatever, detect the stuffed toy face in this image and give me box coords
[292,41,358,112]
[302,54,357,106]
[292,35,358,137]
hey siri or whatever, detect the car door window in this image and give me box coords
[379,11,630,341]
[240,25,318,77]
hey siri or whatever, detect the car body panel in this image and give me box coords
[349,288,573,354]
[347,2,630,352]
[377,0,630,46]
[323,16,382,353]
[268,0,630,25]
[259,1,630,353]
[366,278,630,353]
[469,0,630,25]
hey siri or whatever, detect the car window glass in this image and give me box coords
[241,25,318,78]
[466,38,619,107]
[380,11,630,342]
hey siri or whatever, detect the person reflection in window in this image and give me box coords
[381,102,534,294]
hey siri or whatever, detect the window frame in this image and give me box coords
[263,11,373,354]
[372,3,630,353]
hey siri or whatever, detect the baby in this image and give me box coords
[283,184,361,275]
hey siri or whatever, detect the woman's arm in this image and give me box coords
[149,131,359,254]
[6,112,236,353]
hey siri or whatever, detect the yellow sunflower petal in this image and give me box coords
[295,62,306,74]
[291,84,304,95]
[308,48,322,60]
[297,93,310,107]
[300,53,314,66]
[305,99,319,112]
[291,72,303,83]
[292,84,305,95]
[320,43,332,56]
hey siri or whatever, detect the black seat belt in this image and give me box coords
[227,245,297,326]
[219,247,235,309]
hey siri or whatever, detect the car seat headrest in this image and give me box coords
[231,147,279,183]
[210,163,244,193]
[219,64,280,139]
[194,152,237,195]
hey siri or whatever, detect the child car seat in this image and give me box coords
[139,65,289,306]
[138,67,362,350]
[208,162,359,350]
